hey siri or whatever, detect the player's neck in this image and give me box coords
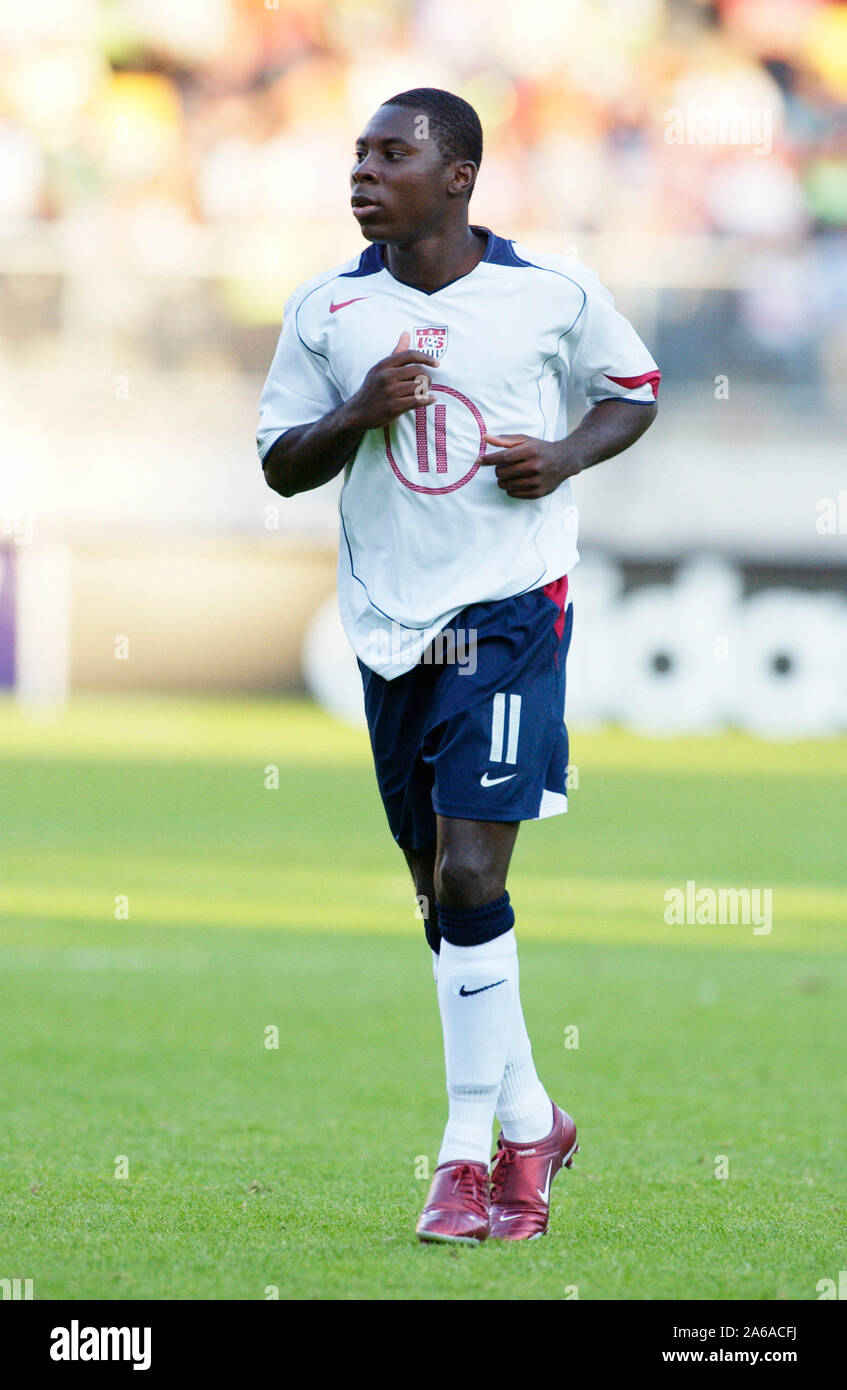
[382,224,487,295]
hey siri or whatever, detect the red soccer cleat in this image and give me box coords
[416,1160,490,1244]
[489,1104,578,1241]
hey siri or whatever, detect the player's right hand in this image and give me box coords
[346,332,439,430]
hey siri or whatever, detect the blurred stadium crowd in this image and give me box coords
[2,0,845,712]
[2,0,846,376]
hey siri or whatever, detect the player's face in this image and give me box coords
[351,105,460,243]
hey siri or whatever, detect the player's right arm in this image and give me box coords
[261,332,438,499]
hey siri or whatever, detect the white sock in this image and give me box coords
[497,1048,553,1143]
[432,938,552,1145]
[496,977,553,1144]
[436,930,517,1166]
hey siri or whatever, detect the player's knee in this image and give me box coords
[435,850,502,912]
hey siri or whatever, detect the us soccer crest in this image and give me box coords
[413,326,448,360]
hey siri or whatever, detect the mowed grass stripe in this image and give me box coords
[3,873,846,950]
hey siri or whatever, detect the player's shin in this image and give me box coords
[434,894,518,1166]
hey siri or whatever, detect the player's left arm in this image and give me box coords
[482,268,659,499]
[481,398,656,500]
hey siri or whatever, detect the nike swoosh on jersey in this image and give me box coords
[537,1162,553,1203]
[480,771,517,787]
[459,979,507,997]
[329,297,369,313]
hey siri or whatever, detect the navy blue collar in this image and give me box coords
[340,226,528,288]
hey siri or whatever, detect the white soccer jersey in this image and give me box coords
[258,227,660,679]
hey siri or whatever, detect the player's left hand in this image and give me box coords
[480,434,582,499]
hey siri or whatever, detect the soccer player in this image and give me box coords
[258,88,659,1243]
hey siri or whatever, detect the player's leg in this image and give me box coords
[431,814,578,1242]
[401,844,439,968]
[432,814,521,1164]
[418,581,578,1242]
[358,650,513,1244]
[485,592,579,1240]
[431,814,553,1156]
[415,815,517,1242]
[408,825,551,1147]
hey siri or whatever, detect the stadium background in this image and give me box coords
[2,0,846,723]
[1,0,846,1303]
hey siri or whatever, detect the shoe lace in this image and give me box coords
[489,1146,516,1204]
[451,1163,488,1214]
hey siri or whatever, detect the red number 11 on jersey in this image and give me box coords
[384,384,488,496]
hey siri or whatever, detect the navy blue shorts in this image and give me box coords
[358,577,573,849]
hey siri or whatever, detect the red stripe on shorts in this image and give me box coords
[542,574,569,643]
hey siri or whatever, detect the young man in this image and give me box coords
[258,88,659,1243]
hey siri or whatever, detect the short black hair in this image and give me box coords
[382,87,483,172]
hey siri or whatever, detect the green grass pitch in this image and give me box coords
[1,695,845,1301]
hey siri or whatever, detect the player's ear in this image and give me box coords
[447,160,477,199]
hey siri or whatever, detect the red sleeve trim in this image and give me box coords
[603,370,661,400]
